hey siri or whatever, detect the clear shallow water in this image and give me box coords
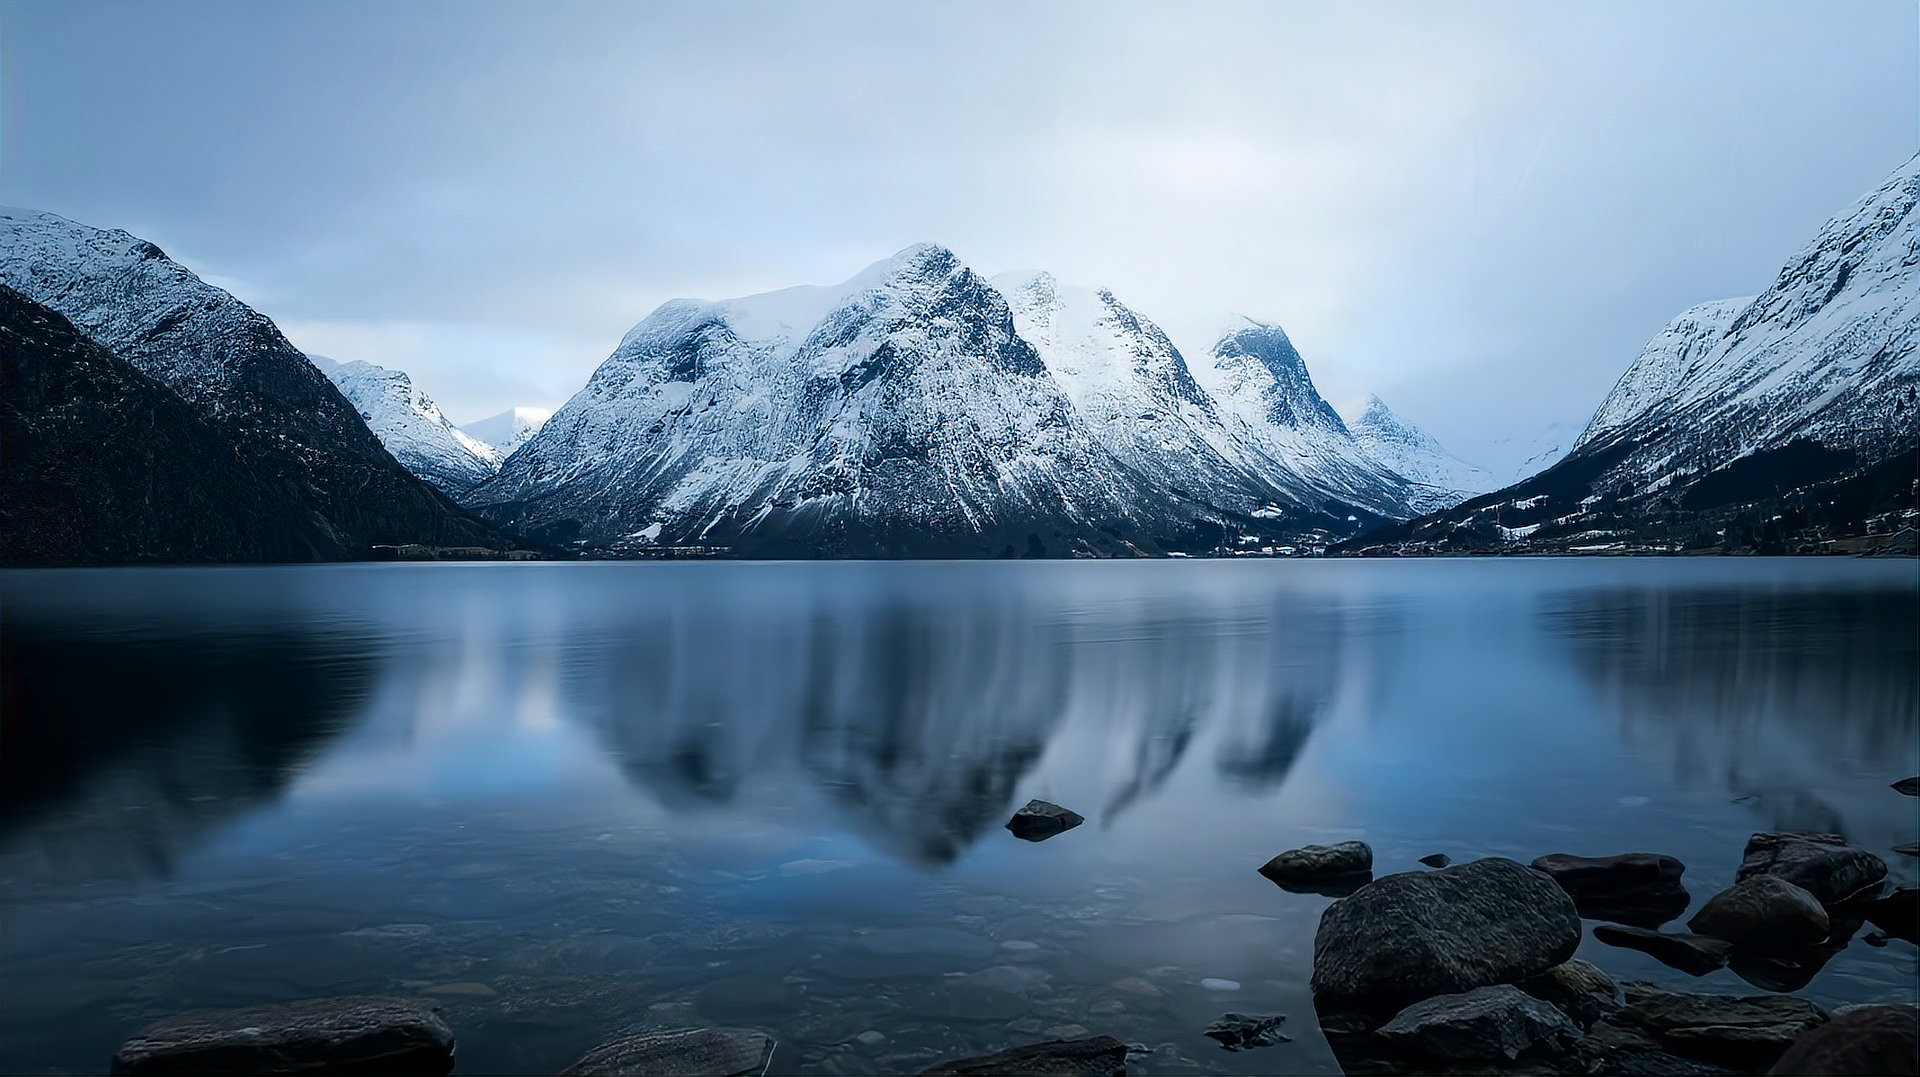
[1,559,1914,1075]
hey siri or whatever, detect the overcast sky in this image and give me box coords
[4,0,1915,475]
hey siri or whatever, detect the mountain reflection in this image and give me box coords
[586,575,1347,865]
[0,621,377,884]
[1544,586,1918,838]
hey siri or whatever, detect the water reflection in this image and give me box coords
[1546,585,1919,843]
[0,621,376,883]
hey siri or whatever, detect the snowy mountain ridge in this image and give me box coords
[309,354,502,496]
[1342,395,1495,509]
[461,406,553,457]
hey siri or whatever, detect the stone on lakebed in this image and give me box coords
[1375,983,1582,1062]
[562,1027,774,1076]
[109,995,454,1075]
[1592,924,1732,976]
[919,1035,1128,1076]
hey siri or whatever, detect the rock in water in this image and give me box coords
[1767,1004,1919,1075]
[109,996,454,1075]
[1259,842,1373,895]
[1310,857,1581,1016]
[1893,776,1919,796]
[563,1027,773,1076]
[1860,887,1916,943]
[1375,984,1583,1061]
[1531,851,1690,927]
[1687,876,1830,949]
[919,1036,1128,1075]
[1202,1013,1290,1050]
[1734,832,1887,905]
[1514,959,1621,1028]
[1591,925,1732,976]
[1419,853,1452,868]
[1005,800,1084,842]
[1615,981,1827,1072]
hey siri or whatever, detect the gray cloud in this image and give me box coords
[3,0,1914,469]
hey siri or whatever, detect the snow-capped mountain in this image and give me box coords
[468,244,1395,557]
[1197,318,1431,519]
[1341,153,1919,556]
[0,207,503,559]
[461,406,552,457]
[1342,395,1495,509]
[308,354,500,496]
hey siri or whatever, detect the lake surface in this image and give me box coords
[1,559,1915,1075]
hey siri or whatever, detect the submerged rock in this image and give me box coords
[1767,1004,1919,1075]
[1734,832,1886,906]
[1859,886,1916,943]
[1687,876,1830,949]
[1514,958,1620,1028]
[1005,800,1084,842]
[1531,851,1690,927]
[1592,924,1732,976]
[1310,857,1581,1016]
[919,1035,1128,1075]
[1614,981,1826,1072]
[1259,842,1373,895]
[1375,984,1582,1061]
[563,1027,774,1076]
[109,995,454,1075]
[1202,1012,1290,1050]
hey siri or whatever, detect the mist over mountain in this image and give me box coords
[1339,153,1920,557]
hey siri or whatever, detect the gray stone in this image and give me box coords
[1514,958,1620,1028]
[1614,981,1827,1072]
[1259,841,1372,885]
[1005,800,1084,842]
[563,1027,774,1076]
[1202,1013,1290,1050]
[1310,857,1582,1015]
[109,995,453,1075]
[1374,984,1582,1061]
[1734,832,1887,906]
[1687,876,1829,949]
[1592,924,1732,976]
[1768,1004,1919,1075]
[918,1036,1128,1075]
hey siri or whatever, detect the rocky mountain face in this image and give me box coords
[1,286,344,564]
[1339,154,1919,557]
[1342,395,1494,512]
[309,354,502,496]
[0,208,505,562]
[465,245,1424,557]
[461,406,552,457]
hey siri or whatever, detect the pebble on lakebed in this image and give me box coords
[1004,799,1084,842]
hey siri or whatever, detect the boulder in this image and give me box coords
[1310,857,1581,1016]
[1687,876,1830,949]
[562,1027,774,1076]
[1375,984,1583,1061]
[919,1035,1128,1076]
[1767,1004,1919,1075]
[1260,841,1374,895]
[1005,800,1084,842]
[1531,852,1690,927]
[1614,981,1826,1072]
[1514,959,1620,1028]
[1592,924,1731,976]
[1734,832,1886,906]
[1575,1018,1736,1076]
[1202,1012,1290,1050]
[109,995,454,1075]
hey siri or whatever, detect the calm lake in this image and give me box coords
[1,559,1915,1075]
